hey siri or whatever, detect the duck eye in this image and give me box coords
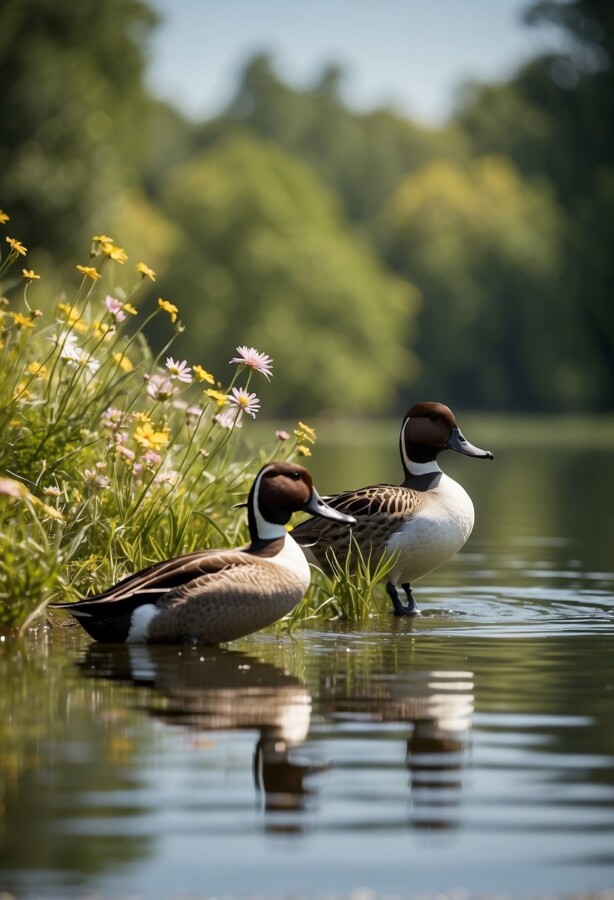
[289,471,301,480]
[428,413,439,421]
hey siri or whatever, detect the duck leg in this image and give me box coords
[387,582,420,616]
[401,583,420,616]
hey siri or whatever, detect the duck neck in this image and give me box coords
[401,457,443,490]
[246,470,290,549]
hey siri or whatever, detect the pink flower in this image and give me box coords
[104,295,126,323]
[228,386,260,418]
[229,346,273,380]
[147,375,175,401]
[214,408,243,429]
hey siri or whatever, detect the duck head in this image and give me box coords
[246,461,356,542]
[400,401,494,470]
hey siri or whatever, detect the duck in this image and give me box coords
[292,401,493,616]
[48,461,355,644]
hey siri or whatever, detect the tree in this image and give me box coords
[0,0,157,260]
[380,156,564,410]
[154,132,419,415]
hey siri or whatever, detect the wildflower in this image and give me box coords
[22,269,40,281]
[185,404,203,422]
[123,302,138,316]
[228,386,260,419]
[53,333,99,372]
[92,234,114,245]
[136,261,156,281]
[83,468,111,490]
[297,444,312,457]
[165,357,193,383]
[104,294,126,322]
[205,388,227,407]
[76,264,101,281]
[27,362,47,377]
[0,477,27,499]
[6,236,27,257]
[91,320,115,341]
[230,346,273,380]
[192,364,215,384]
[276,430,290,441]
[116,444,135,464]
[101,242,128,264]
[42,504,64,522]
[113,352,133,373]
[155,470,180,486]
[43,485,61,497]
[214,407,243,429]
[295,421,317,444]
[147,375,175,401]
[9,311,34,329]
[101,407,123,430]
[158,298,179,323]
[142,450,162,469]
[132,411,151,424]
[57,303,88,334]
[133,422,170,450]
[0,210,10,224]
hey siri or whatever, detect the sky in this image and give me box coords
[146,0,567,125]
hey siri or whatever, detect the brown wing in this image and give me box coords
[292,484,424,572]
[49,548,253,611]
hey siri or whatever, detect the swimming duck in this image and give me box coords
[292,402,493,616]
[49,462,355,644]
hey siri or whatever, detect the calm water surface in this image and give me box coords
[1,438,613,898]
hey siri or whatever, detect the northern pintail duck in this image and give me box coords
[292,402,493,615]
[49,462,355,644]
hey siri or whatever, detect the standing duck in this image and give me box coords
[292,402,493,615]
[49,462,355,644]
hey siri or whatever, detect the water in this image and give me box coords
[1,438,614,898]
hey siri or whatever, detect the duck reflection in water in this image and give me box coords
[321,668,474,831]
[79,643,319,832]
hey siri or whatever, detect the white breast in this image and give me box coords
[386,473,475,586]
[266,534,312,592]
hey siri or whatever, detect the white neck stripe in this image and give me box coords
[251,466,288,541]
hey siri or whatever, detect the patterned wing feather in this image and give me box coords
[293,484,424,572]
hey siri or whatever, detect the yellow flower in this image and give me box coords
[6,236,27,257]
[295,421,317,444]
[22,268,40,281]
[57,304,88,333]
[133,422,170,450]
[9,311,34,329]
[92,234,114,244]
[0,209,10,225]
[136,261,156,281]
[157,298,178,323]
[193,364,215,384]
[123,302,138,316]
[76,264,101,281]
[27,362,47,377]
[42,503,64,522]
[113,352,133,372]
[101,242,128,264]
[132,411,151,423]
[205,388,227,407]
[296,444,312,457]
[91,320,114,341]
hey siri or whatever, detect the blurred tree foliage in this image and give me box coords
[0,0,157,259]
[0,0,611,414]
[153,133,418,414]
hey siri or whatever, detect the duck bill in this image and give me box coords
[446,427,494,460]
[303,488,356,525]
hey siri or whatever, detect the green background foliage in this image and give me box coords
[1,0,612,415]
